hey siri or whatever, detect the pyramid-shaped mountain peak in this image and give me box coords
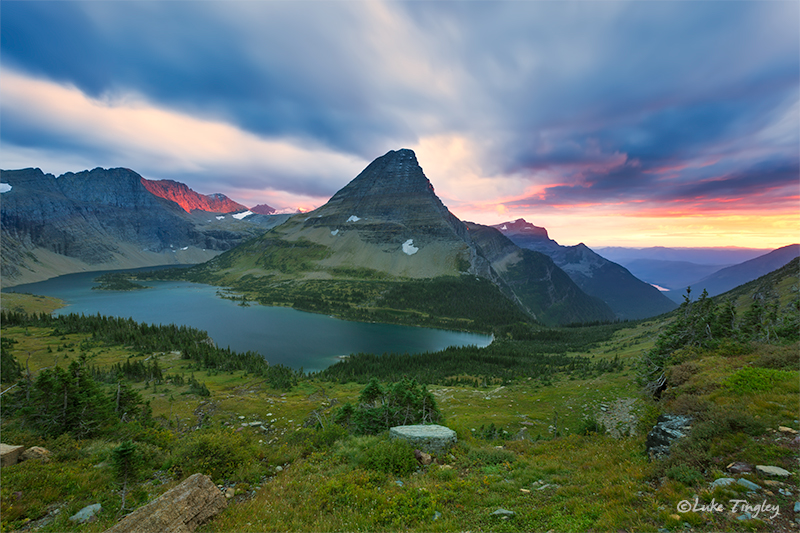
[306,148,465,243]
[322,149,438,214]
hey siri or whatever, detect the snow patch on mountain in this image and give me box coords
[0,183,11,193]
[331,229,339,236]
[402,239,419,255]
[347,215,361,222]
[232,210,254,220]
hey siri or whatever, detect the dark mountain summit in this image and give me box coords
[251,204,277,215]
[304,148,468,244]
[195,149,615,325]
[494,218,677,319]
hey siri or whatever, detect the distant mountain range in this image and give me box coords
[0,167,288,286]
[594,246,771,265]
[667,244,799,302]
[492,219,677,320]
[594,244,799,302]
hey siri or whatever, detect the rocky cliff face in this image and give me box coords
[0,168,286,286]
[140,178,248,213]
[493,219,677,319]
[201,149,616,325]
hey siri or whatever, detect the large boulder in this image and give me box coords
[103,473,226,533]
[389,424,457,454]
[0,444,25,466]
[645,414,693,459]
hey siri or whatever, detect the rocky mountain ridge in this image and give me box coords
[140,178,248,214]
[0,167,288,286]
[493,218,677,319]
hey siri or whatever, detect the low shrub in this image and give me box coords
[360,439,418,476]
[725,366,795,394]
[458,443,516,468]
[576,416,607,436]
[172,428,259,482]
[666,464,704,486]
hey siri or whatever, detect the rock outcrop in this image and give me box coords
[645,414,693,459]
[103,473,226,533]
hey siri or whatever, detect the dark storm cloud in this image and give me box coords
[1,0,797,210]
[1,1,419,159]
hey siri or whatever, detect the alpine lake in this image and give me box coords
[4,266,491,372]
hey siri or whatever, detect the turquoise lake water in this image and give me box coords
[6,268,491,372]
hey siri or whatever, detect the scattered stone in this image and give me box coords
[433,511,442,521]
[756,465,791,477]
[520,488,531,494]
[794,501,800,513]
[646,415,693,459]
[103,473,226,533]
[492,508,515,519]
[225,488,234,499]
[710,478,736,488]
[737,513,752,521]
[414,449,433,466]
[763,480,785,487]
[389,424,457,454]
[669,514,681,521]
[70,503,101,524]
[0,444,25,467]
[737,479,761,491]
[726,461,754,474]
[21,446,52,463]
[779,426,798,434]
[395,480,404,487]
[779,488,793,497]
[275,466,283,472]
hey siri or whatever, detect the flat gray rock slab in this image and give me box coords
[756,465,790,477]
[389,424,457,454]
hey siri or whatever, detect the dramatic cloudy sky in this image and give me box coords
[2,1,798,248]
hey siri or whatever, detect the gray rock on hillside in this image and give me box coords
[756,465,791,477]
[103,473,226,533]
[390,424,457,454]
[70,504,102,524]
[645,414,693,459]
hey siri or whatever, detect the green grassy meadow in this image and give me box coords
[1,261,798,532]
